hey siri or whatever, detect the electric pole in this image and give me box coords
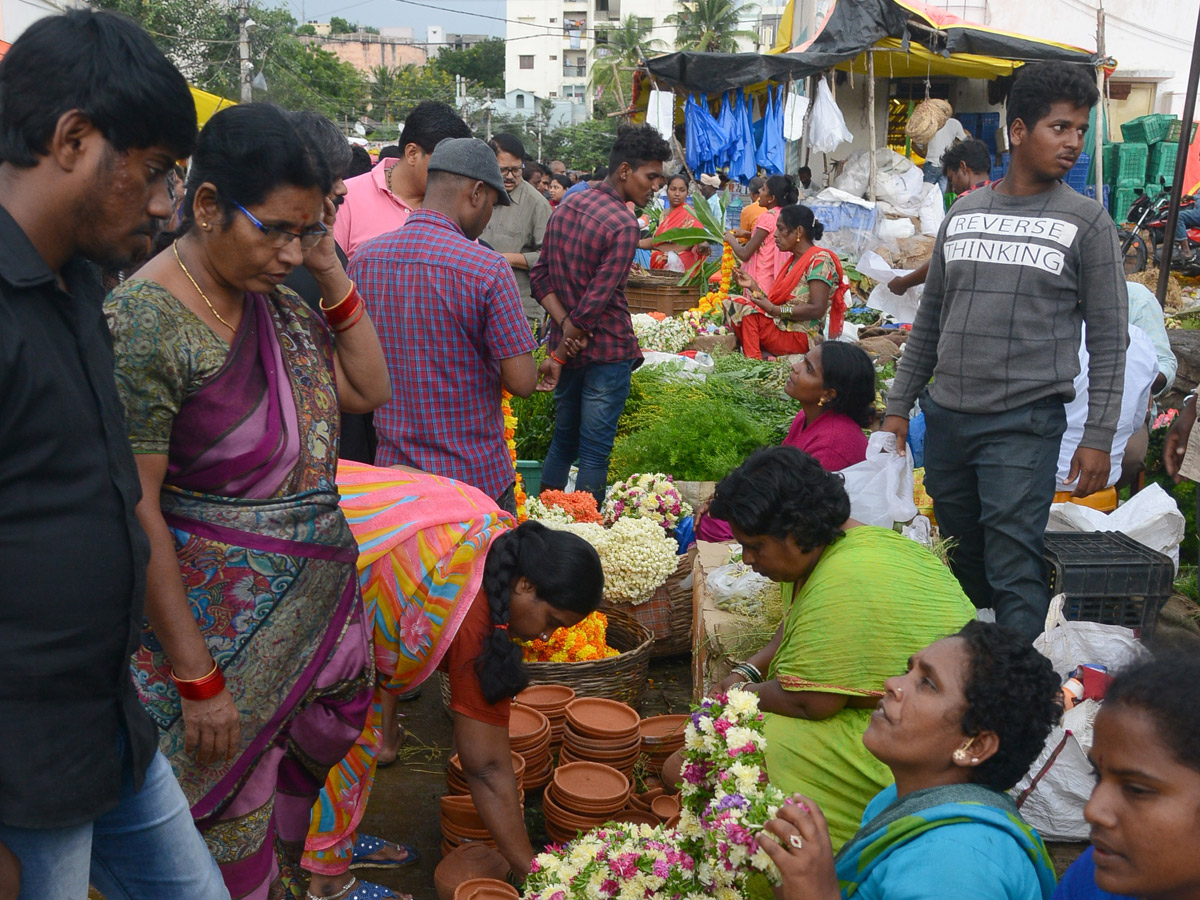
[238,0,253,103]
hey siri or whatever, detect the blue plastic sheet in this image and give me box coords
[684,94,725,174]
[755,85,786,175]
[907,411,926,469]
[728,89,757,184]
[714,92,737,168]
[674,515,696,552]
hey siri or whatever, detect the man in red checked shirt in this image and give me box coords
[531,124,672,505]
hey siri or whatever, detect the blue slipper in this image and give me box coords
[349,834,421,871]
[306,876,404,900]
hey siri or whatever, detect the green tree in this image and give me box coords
[432,38,505,92]
[590,15,663,108]
[543,117,621,171]
[93,0,232,83]
[296,22,316,35]
[668,0,759,52]
[368,64,455,126]
[328,16,356,34]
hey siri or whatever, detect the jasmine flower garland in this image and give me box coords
[537,518,678,606]
[604,473,693,532]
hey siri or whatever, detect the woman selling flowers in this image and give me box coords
[638,173,710,273]
[761,621,1061,899]
[724,204,846,360]
[709,446,976,849]
[302,464,604,899]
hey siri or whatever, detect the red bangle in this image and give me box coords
[324,285,362,327]
[333,302,366,334]
[550,350,566,366]
[171,662,226,701]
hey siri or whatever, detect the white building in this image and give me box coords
[505,0,764,114]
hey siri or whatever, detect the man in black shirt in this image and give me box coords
[0,11,228,899]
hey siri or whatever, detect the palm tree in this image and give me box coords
[589,14,665,106]
[667,0,759,53]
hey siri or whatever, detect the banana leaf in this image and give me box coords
[651,225,714,247]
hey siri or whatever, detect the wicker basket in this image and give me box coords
[626,271,704,316]
[685,334,737,354]
[438,608,654,714]
[602,547,697,658]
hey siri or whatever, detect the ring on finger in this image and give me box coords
[789,834,803,850]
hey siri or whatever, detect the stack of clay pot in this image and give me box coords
[625,788,682,828]
[441,752,526,855]
[509,704,553,790]
[445,751,526,797]
[638,714,689,778]
[559,698,642,779]
[514,683,575,752]
[434,844,509,900]
[542,761,631,844]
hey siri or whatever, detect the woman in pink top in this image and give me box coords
[697,341,876,541]
[723,174,798,295]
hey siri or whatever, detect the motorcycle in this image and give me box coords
[1119,178,1200,274]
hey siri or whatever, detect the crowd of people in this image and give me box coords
[2,8,1199,900]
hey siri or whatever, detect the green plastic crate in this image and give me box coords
[1145,183,1171,198]
[1167,119,1198,144]
[1122,114,1177,145]
[1147,141,1179,182]
[1112,187,1140,223]
[1115,142,1149,187]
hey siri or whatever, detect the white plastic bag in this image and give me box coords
[838,431,918,527]
[808,78,853,154]
[858,249,924,323]
[1047,482,1186,570]
[706,563,775,615]
[918,183,946,236]
[1014,595,1147,840]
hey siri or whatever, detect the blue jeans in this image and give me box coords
[0,732,228,900]
[921,391,1067,642]
[542,359,635,505]
[1173,206,1200,241]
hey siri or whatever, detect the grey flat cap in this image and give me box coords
[428,137,511,206]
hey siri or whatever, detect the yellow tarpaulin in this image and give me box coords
[190,86,236,126]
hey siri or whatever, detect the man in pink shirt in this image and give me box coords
[334,101,471,259]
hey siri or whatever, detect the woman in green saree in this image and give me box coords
[709,446,977,849]
[759,620,1062,900]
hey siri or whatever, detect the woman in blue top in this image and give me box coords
[760,620,1062,900]
[1053,655,1200,900]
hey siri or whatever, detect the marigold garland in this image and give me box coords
[501,390,527,522]
[693,242,736,319]
[521,609,619,662]
[539,489,604,524]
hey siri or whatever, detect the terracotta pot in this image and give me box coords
[440,796,486,831]
[565,698,640,740]
[650,794,681,821]
[435,844,509,900]
[453,877,518,900]
[639,715,689,745]
[661,749,684,794]
[448,751,527,787]
[552,762,629,804]
[612,809,661,827]
[508,706,551,744]
[562,725,640,753]
[542,787,610,831]
[516,683,576,711]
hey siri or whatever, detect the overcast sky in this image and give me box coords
[283,0,507,40]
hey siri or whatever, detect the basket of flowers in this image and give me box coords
[437,609,653,713]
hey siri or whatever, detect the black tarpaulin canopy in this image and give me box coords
[644,0,1097,94]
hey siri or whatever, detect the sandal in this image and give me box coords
[350,833,422,870]
[306,876,404,900]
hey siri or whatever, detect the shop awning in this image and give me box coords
[645,0,1097,94]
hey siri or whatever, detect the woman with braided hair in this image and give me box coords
[302,463,603,900]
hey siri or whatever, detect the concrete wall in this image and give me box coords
[305,34,428,76]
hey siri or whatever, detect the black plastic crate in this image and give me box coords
[1043,531,1173,637]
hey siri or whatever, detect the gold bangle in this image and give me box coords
[320,281,355,313]
[169,659,219,684]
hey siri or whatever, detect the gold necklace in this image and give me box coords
[172,241,235,333]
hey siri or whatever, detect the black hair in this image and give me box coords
[0,9,196,167]
[477,521,605,703]
[592,165,610,181]
[180,104,332,233]
[608,123,671,173]
[778,203,825,242]
[941,138,992,176]
[747,175,766,194]
[1007,61,1098,139]
[1105,655,1200,773]
[667,173,690,188]
[709,446,850,552]
[376,144,402,162]
[956,620,1062,792]
[398,101,472,154]
[289,110,353,182]
[798,166,812,177]
[815,342,876,428]
[489,131,526,160]
[765,174,799,206]
[549,173,572,191]
[346,145,373,178]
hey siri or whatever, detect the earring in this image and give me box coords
[953,748,969,763]
[201,222,211,230]
[818,397,828,407]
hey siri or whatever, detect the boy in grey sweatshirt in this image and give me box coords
[883,62,1127,640]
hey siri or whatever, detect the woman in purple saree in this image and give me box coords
[105,105,391,900]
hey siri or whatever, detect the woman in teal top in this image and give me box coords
[760,620,1062,900]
